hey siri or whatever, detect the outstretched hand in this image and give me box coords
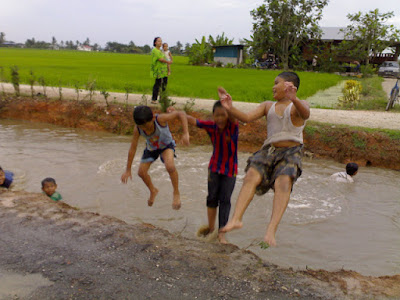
[218,86,232,110]
[121,170,132,184]
[284,82,297,101]
[180,133,190,146]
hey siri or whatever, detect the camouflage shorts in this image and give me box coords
[245,144,303,196]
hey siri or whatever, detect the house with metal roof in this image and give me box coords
[213,45,244,66]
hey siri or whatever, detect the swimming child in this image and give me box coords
[41,177,63,201]
[0,166,14,189]
[121,105,189,210]
[219,72,310,247]
[162,43,173,76]
[186,91,238,244]
[331,162,358,183]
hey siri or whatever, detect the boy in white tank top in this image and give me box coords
[220,72,310,247]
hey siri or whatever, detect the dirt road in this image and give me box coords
[1,191,399,300]
[2,81,399,130]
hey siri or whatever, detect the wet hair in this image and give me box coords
[346,162,359,176]
[212,100,225,113]
[278,72,300,90]
[153,37,160,46]
[41,177,56,188]
[133,106,153,125]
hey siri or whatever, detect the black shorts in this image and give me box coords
[141,142,176,163]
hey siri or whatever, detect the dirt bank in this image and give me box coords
[1,97,399,170]
[1,191,399,300]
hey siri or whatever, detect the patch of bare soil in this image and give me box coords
[1,191,399,300]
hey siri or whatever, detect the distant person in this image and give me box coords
[186,92,238,244]
[41,177,63,201]
[312,56,318,70]
[162,43,173,76]
[331,162,358,183]
[0,166,14,189]
[353,61,361,73]
[219,72,310,247]
[120,105,189,210]
[151,37,172,104]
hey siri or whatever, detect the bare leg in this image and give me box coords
[218,232,228,244]
[137,162,158,206]
[220,167,262,233]
[207,207,217,233]
[161,149,181,210]
[264,175,292,247]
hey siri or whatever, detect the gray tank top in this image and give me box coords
[138,115,174,151]
[263,102,305,146]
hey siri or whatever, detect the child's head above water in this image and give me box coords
[346,162,359,176]
[212,100,229,129]
[41,177,58,197]
[133,106,153,126]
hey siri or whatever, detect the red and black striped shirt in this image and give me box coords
[196,119,239,177]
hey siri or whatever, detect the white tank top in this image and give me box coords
[263,102,305,146]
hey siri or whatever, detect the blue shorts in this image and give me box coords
[141,142,176,163]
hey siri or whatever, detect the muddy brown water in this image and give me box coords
[1,119,399,277]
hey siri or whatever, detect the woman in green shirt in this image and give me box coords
[151,37,172,103]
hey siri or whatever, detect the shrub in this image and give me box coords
[159,90,176,112]
[38,76,47,98]
[85,79,97,101]
[183,98,195,113]
[338,80,362,108]
[10,65,20,97]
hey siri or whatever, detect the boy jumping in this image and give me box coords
[220,72,310,246]
[121,106,190,210]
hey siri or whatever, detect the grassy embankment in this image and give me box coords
[0,48,342,102]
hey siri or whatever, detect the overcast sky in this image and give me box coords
[1,0,399,47]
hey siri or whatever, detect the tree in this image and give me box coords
[0,32,5,44]
[52,36,57,46]
[339,9,400,66]
[208,32,234,46]
[187,36,213,65]
[83,38,90,46]
[249,0,328,70]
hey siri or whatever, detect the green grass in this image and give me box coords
[0,48,342,102]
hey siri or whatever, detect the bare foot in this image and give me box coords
[147,188,159,207]
[220,219,243,233]
[218,232,228,244]
[172,192,181,210]
[264,228,277,247]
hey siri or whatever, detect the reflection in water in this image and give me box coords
[1,119,399,276]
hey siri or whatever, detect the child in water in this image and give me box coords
[0,166,14,190]
[41,177,63,201]
[186,90,238,244]
[331,162,358,183]
[121,105,189,210]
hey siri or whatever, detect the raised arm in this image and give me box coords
[121,127,140,183]
[284,82,310,120]
[158,111,190,145]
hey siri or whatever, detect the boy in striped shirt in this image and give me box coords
[187,89,238,244]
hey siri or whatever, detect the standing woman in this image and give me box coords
[151,37,172,104]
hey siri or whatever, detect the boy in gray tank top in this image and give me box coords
[121,106,190,210]
[220,72,310,247]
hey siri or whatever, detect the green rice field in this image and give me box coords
[0,48,343,102]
